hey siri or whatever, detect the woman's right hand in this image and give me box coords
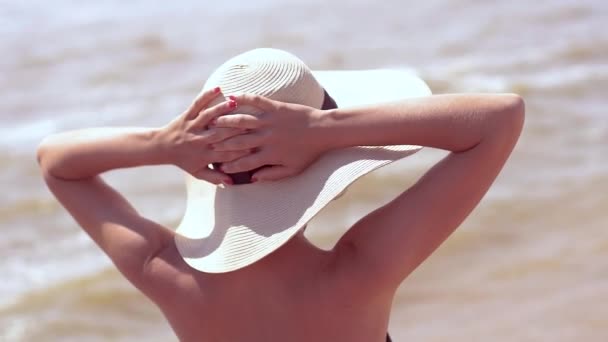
[207,94,327,182]
[157,88,252,185]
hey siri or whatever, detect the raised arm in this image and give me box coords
[209,93,524,288]
[317,94,525,286]
[36,89,246,288]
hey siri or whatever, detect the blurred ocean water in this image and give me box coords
[1,0,607,341]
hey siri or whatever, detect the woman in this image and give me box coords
[37,49,524,341]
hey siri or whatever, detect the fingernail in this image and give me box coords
[228,95,237,101]
[223,178,233,186]
[213,86,221,94]
[251,177,258,183]
[229,100,237,108]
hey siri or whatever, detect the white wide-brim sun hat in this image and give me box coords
[175,48,431,273]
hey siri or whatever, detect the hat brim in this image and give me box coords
[175,69,432,273]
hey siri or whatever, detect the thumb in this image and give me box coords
[252,165,296,182]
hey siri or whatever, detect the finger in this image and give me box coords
[210,149,252,163]
[251,165,296,182]
[199,127,247,145]
[231,94,277,112]
[192,99,238,129]
[185,87,222,120]
[219,151,269,174]
[192,166,232,185]
[212,114,262,130]
[211,132,264,152]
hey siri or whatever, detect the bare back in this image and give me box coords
[143,233,394,342]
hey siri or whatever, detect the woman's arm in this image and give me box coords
[37,89,246,288]
[39,91,245,183]
[210,93,524,289]
[316,94,523,154]
[38,127,168,179]
[316,94,525,286]
[208,94,524,181]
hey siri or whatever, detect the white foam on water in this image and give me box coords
[423,54,608,93]
[1,317,27,342]
[0,230,111,309]
[0,101,150,153]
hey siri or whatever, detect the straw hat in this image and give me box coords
[175,48,431,273]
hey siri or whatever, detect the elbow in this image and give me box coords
[36,137,50,167]
[36,135,59,177]
[479,93,525,149]
[504,93,525,124]
[496,93,525,138]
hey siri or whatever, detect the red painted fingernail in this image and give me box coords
[251,177,258,183]
[228,95,237,101]
[213,86,221,94]
[229,100,237,108]
[223,178,233,186]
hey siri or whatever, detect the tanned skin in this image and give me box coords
[38,87,524,342]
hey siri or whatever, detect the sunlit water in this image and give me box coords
[1,0,607,341]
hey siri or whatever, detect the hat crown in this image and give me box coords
[203,48,325,111]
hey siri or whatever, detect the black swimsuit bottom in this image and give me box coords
[386,333,392,342]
